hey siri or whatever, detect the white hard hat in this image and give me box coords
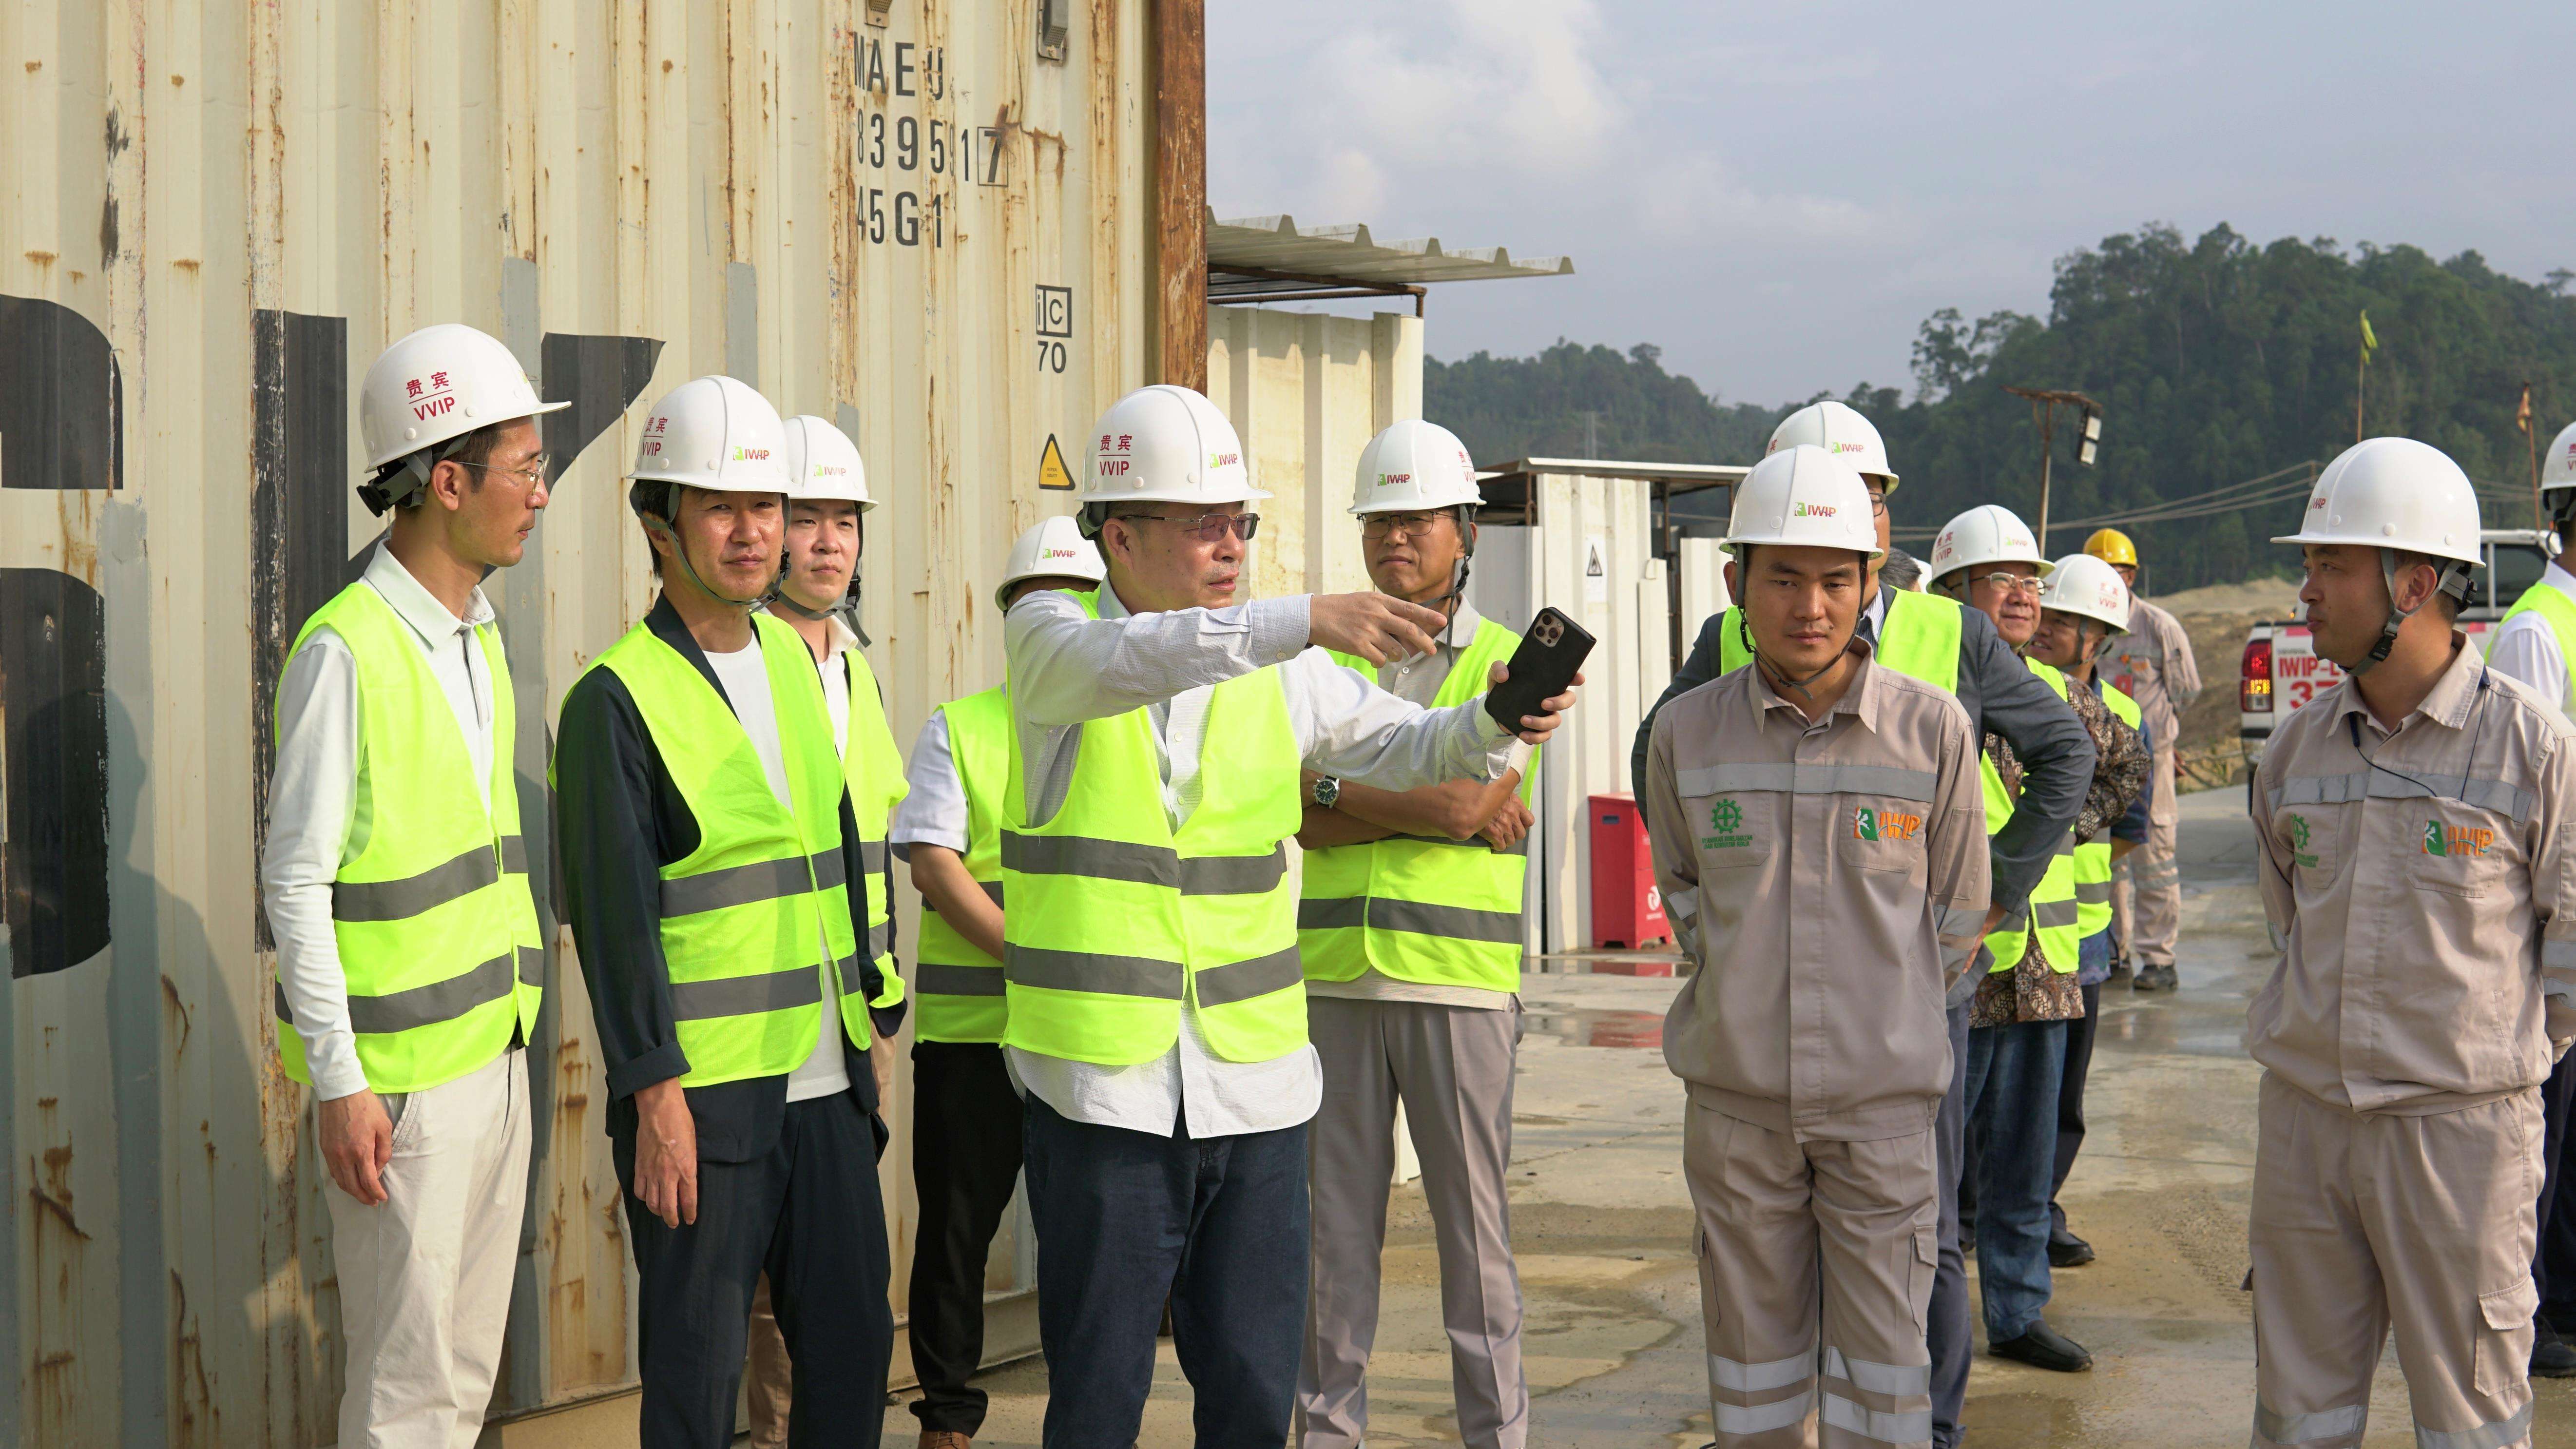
[627,375,792,495]
[782,414,874,510]
[996,515,1107,612]
[2039,553,2131,632]
[2542,420,2576,502]
[1350,418,1482,515]
[1768,401,1897,493]
[2271,436,2483,567]
[1929,504,2053,586]
[358,324,569,512]
[1077,385,1269,530]
[1721,445,1884,560]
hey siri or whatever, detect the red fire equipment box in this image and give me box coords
[1589,792,1668,951]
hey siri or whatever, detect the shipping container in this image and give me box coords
[0,1,1183,1441]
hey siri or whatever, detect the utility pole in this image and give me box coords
[2522,381,2542,530]
[2001,386,2102,544]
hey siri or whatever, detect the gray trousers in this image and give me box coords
[1298,996,1529,1449]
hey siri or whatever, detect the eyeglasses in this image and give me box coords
[459,457,553,490]
[1865,488,1889,517]
[1361,511,1456,540]
[1118,512,1261,542]
[1970,571,2044,597]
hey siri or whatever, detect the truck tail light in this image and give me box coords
[2241,637,2274,714]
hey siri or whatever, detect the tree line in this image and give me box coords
[1428,223,2576,591]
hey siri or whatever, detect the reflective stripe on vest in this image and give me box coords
[841,648,910,1010]
[1715,588,1964,693]
[574,613,864,1086]
[916,686,1011,1043]
[1981,658,2081,974]
[1001,589,1306,1066]
[2074,684,2140,939]
[2499,580,2576,715]
[273,581,543,1095]
[1300,617,1533,991]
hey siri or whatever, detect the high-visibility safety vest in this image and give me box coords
[1300,617,1534,992]
[273,581,542,1095]
[839,648,909,1009]
[1980,658,2082,975]
[914,685,1010,1043]
[1000,588,1306,1066]
[1714,587,1964,693]
[569,612,876,1087]
[2074,682,2141,940]
[2499,580,2576,713]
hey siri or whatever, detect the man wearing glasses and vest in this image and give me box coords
[1003,385,1577,1449]
[263,323,557,1449]
[554,377,904,1449]
[1634,402,2092,1448]
[893,516,1105,1449]
[1295,419,1538,1449]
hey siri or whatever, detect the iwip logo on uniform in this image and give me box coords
[1701,798,1753,851]
[2285,812,2318,869]
[1852,805,1923,843]
[2422,820,2494,858]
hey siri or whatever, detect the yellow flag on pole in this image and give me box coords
[2519,383,2534,435]
[2359,311,2378,355]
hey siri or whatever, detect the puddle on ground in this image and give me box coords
[1525,1009,1666,1049]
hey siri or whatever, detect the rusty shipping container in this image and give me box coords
[0,0,1186,1442]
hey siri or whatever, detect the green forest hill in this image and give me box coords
[1428,223,2576,592]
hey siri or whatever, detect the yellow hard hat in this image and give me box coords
[2083,528,2138,567]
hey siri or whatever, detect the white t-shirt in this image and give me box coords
[705,641,849,1103]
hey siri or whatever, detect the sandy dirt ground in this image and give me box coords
[887,786,2576,1447]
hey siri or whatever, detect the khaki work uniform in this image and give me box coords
[2105,598,2198,969]
[1645,645,1990,1449]
[2248,639,2576,1449]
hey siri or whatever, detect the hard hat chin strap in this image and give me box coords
[2349,549,2467,677]
[643,512,780,613]
[1738,609,1844,703]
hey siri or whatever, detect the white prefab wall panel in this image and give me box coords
[1471,473,1671,957]
[1204,303,1423,603]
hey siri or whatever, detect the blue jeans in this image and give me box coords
[1022,1094,1309,1449]
[1964,1019,2067,1341]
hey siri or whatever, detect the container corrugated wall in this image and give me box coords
[0,2,1155,1442]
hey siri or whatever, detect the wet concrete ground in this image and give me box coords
[883,787,2576,1447]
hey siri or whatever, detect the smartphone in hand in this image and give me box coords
[1484,607,1594,733]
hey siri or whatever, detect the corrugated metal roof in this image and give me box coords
[1208,213,1574,290]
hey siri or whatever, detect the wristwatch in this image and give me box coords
[1311,776,1342,810]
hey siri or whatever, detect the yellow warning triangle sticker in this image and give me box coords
[1038,433,1074,490]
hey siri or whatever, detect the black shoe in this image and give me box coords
[2536,1325,2576,1378]
[2106,957,2133,981]
[1991,1320,2094,1372]
[2049,1233,2095,1268]
[2132,962,2178,992]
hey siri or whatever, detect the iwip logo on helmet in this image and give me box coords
[1791,501,1838,519]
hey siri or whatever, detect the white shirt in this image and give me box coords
[1307,594,1529,1012]
[1003,583,1520,1138]
[262,544,502,1102]
[2490,561,2576,713]
[705,639,850,1103]
[891,711,970,858]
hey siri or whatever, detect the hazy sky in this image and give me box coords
[1209,1,2576,408]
